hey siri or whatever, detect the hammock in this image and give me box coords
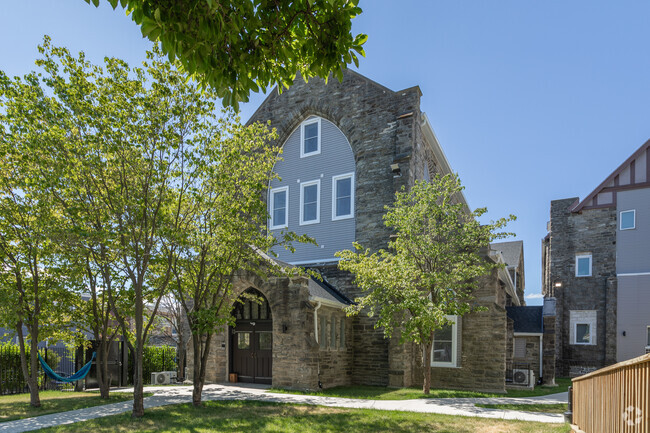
[38,352,96,383]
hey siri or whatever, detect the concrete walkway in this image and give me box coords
[0,384,567,432]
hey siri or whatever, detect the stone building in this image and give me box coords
[188,70,525,392]
[542,139,650,377]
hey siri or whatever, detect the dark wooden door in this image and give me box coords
[230,288,273,384]
[231,321,272,384]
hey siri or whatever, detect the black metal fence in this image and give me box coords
[0,344,75,395]
[1,343,178,395]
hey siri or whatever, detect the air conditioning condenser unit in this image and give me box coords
[151,371,176,385]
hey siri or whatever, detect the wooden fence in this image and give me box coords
[572,353,649,433]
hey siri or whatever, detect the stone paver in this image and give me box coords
[0,384,567,432]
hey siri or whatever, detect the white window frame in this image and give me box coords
[431,315,458,368]
[299,179,320,225]
[646,326,650,349]
[575,254,592,277]
[573,322,593,345]
[300,117,321,158]
[620,209,636,230]
[269,186,289,230]
[331,172,355,221]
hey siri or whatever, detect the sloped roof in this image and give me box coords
[572,139,650,212]
[490,241,523,268]
[506,306,543,334]
[308,277,353,307]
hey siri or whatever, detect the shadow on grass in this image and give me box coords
[39,400,571,433]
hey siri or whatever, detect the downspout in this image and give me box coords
[314,301,322,343]
[313,301,322,388]
[539,335,543,380]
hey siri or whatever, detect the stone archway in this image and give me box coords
[229,288,273,384]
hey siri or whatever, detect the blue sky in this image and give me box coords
[3,1,650,305]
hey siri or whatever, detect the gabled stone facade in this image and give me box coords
[187,70,521,392]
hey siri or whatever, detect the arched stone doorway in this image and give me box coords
[230,288,272,384]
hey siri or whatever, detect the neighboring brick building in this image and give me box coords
[542,140,650,377]
[188,71,524,392]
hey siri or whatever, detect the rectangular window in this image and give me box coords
[514,338,527,358]
[258,332,272,351]
[237,332,251,350]
[576,254,592,277]
[300,118,321,158]
[340,320,345,349]
[300,180,320,225]
[647,326,650,347]
[332,173,354,220]
[620,209,636,230]
[320,316,327,349]
[431,315,458,367]
[331,317,337,350]
[270,186,288,229]
[570,310,597,345]
[575,323,591,344]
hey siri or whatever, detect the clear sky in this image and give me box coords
[2,1,650,305]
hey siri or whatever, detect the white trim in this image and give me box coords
[513,332,543,336]
[269,186,289,230]
[575,254,592,277]
[299,179,320,225]
[431,315,458,368]
[300,117,321,158]
[620,209,636,230]
[332,172,355,221]
[617,272,650,277]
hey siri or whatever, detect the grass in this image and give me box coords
[475,403,568,414]
[268,377,571,400]
[0,390,153,423]
[38,400,570,433]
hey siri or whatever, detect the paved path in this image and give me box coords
[0,384,567,432]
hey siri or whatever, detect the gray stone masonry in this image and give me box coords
[545,198,617,377]
[542,315,556,385]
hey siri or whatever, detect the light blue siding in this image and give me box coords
[269,116,355,264]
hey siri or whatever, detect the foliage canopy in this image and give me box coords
[86,0,367,109]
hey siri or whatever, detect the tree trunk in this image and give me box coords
[132,294,145,418]
[74,346,84,392]
[191,335,203,407]
[422,340,433,395]
[16,321,41,407]
[132,341,144,417]
[98,341,111,399]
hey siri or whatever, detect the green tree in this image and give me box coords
[336,174,515,394]
[165,112,310,406]
[0,73,82,407]
[86,0,367,109]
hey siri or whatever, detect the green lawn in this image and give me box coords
[268,377,571,400]
[475,403,568,414]
[0,390,152,423]
[38,400,570,433]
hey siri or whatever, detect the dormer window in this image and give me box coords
[300,118,321,158]
[270,186,288,229]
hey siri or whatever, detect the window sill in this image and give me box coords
[299,220,320,226]
[431,363,461,369]
[332,214,353,221]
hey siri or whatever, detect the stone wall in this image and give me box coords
[186,271,354,390]
[404,271,508,393]
[546,198,617,376]
[542,315,557,385]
